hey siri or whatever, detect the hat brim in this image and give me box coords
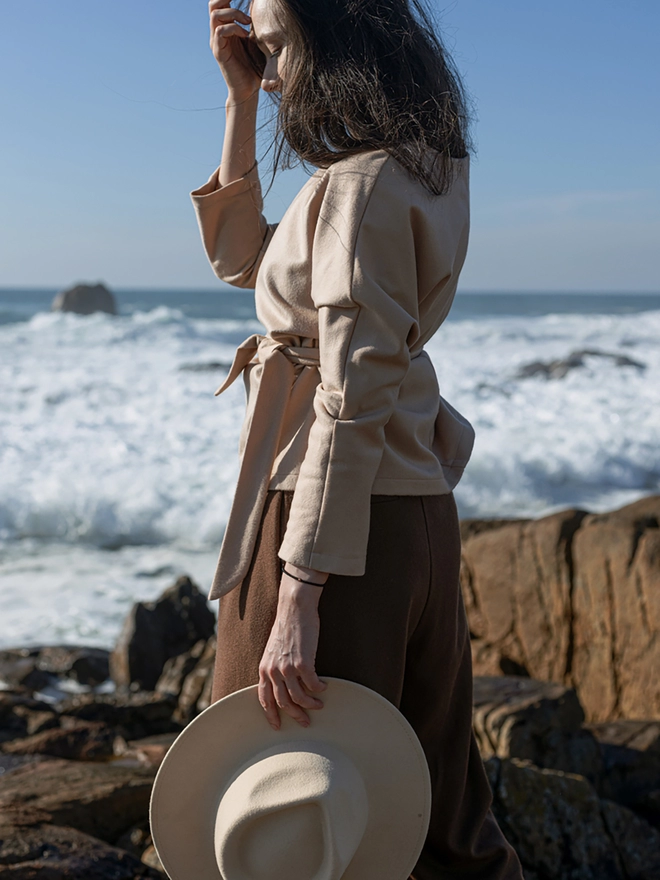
[150,677,431,880]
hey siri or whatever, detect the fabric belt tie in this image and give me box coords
[209,334,320,600]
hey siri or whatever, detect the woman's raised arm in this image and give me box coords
[208,0,260,184]
[189,3,275,288]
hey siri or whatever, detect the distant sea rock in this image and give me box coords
[51,282,117,316]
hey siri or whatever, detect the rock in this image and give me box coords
[461,508,587,681]
[460,496,660,723]
[486,757,660,879]
[110,576,215,692]
[54,691,180,741]
[155,639,207,698]
[113,733,178,769]
[178,360,231,371]
[176,636,215,723]
[515,348,645,380]
[141,844,165,873]
[0,693,58,745]
[0,646,110,691]
[155,636,215,725]
[0,754,60,776]
[588,720,660,827]
[114,820,151,858]
[0,758,156,844]
[0,821,161,879]
[1,721,114,761]
[51,283,116,316]
[570,497,660,721]
[600,799,660,880]
[473,676,602,782]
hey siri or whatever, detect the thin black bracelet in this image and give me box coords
[280,562,325,587]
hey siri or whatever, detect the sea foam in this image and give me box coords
[1,303,658,647]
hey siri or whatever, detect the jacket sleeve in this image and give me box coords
[278,156,420,576]
[190,163,277,289]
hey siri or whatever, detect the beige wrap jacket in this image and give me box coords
[191,149,474,601]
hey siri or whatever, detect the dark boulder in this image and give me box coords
[486,757,660,880]
[0,693,58,745]
[51,283,116,316]
[0,646,110,691]
[1,720,115,762]
[473,676,602,782]
[54,691,180,741]
[587,720,660,828]
[515,348,645,380]
[0,821,161,879]
[110,576,215,692]
[155,635,215,725]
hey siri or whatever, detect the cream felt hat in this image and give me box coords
[149,677,431,880]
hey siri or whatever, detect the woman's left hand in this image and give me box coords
[258,566,328,730]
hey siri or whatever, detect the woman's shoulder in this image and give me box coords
[323,148,469,204]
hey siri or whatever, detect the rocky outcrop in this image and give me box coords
[461,495,660,722]
[486,757,660,880]
[155,635,215,725]
[587,720,660,826]
[1,720,115,761]
[473,676,602,782]
[0,645,110,692]
[0,528,657,879]
[51,282,117,316]
[514,348,645,380]
[0,822,162,879]
[110,576,215,692]
[54,690,180,741]
[0,759,156,843]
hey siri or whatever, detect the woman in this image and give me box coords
[192,0,524,877]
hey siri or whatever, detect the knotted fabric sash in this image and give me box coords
[209,334,320,600]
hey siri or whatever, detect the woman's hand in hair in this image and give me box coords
[258,568,329,730]
[208,0,262,101]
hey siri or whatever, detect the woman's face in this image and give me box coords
[249,0,287,93]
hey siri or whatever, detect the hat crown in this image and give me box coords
[214,741,369,880]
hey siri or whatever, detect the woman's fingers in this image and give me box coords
[258,675,281,731]
[210,6,251,29]
[211,22,250,47]
[298,667,328,698]
[283,670,325,710]
[271,670,311,727]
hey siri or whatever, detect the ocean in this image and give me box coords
[1,287,659,650]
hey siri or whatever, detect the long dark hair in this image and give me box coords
[241,0,472,195]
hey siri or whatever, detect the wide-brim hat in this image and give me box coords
[150,677,431,880]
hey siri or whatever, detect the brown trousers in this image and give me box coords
[211,491,523,880]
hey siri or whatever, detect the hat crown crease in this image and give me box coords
[215,743,369,880]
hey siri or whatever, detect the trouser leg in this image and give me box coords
[210,490,523,879]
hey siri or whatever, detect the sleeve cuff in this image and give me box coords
[190,162,261,203]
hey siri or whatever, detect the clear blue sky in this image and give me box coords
[1,0,658,291]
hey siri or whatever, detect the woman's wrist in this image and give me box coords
[225,88,259,110]
[281,561,329,586]
[279,577,324,611]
